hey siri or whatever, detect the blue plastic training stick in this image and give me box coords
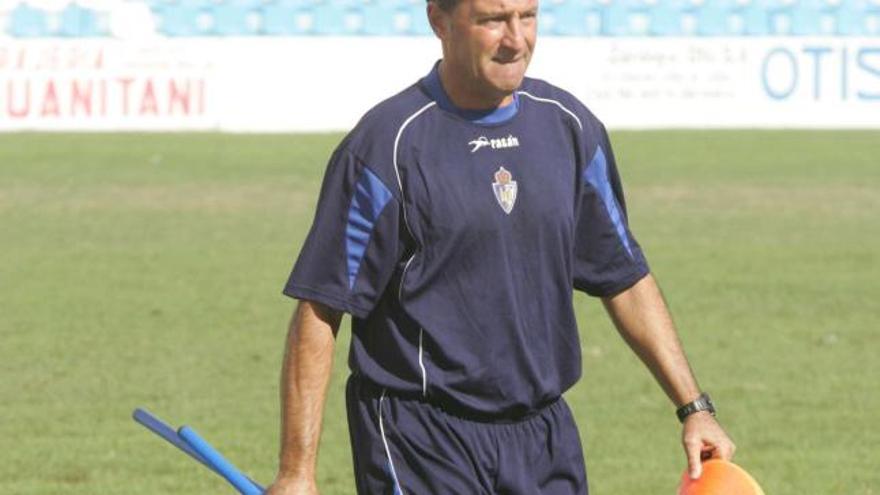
[133,408,263,492]
[132,408,212,469]
[178,425,265,495]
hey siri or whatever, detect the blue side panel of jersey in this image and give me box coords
[347,166,394,289]
[584,145,634,258]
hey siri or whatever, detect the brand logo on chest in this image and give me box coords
[469,134,520,153]
[492,166,518,214]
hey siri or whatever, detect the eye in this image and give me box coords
[478,15,506,26]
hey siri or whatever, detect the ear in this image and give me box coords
[427,2,450,39]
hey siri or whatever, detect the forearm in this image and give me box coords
[604,274,736,475]
[276,301,341,480]
[602,273,701,407]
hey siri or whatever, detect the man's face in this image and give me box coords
[431,0,538,106]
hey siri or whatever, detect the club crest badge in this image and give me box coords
[492,166,518,214]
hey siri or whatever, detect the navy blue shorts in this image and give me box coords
[346,375,589,495]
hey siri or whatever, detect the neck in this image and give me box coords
[438,60,514,110]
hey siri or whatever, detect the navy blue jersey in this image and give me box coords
[284,64,649,418]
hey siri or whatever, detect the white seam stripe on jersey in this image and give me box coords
[393,102,436,303]
[517,91,583,131]
[379,389,405,495]
[399,255,415,302]
[393,101,437,201]
[418,328,427,396]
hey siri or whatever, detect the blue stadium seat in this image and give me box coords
[648,0,699,37]
[373,1,432,36]
[536,0,557,34]
[865,0,880,34]
[405,1,433,35]
[311,0,361,35]
[601,0,650,36]
[261,0,313,35]
[764,0,800,35]
[842,1,878,36]
[58,3,104,37]
[790,0,837,36]
[155,0,214,36]
[834,0,870,35]
[361,0,405,35]
[213,0,264,35]
[740,0,772,35]
[546,0,603,36]
[694,0,741,36]
[9,3,51,38]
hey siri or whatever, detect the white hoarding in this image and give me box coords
[0,37,878,131]
[533,37,880,129]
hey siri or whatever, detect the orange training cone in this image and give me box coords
[678,459,766,495]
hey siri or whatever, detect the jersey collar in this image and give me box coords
[422,61,520,125]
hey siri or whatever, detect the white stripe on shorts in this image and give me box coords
[378,389,405,495]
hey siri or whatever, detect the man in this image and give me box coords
[267,0,735,493]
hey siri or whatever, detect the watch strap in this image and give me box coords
[676,392,716,423]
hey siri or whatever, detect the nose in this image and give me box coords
[501,15,527,51]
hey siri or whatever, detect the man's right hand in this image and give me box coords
[264,475,319,495]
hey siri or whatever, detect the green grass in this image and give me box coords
[1,131,877,494]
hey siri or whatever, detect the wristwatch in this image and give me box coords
[676,393,716,423]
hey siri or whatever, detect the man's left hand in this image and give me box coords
[682,412,736,479]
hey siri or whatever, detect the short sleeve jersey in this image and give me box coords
[284,64,650,418]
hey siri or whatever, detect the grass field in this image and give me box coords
[1,131,878,495]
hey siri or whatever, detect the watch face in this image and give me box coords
[701,394,716,414]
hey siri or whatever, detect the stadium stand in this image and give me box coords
[2,0,879,37]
